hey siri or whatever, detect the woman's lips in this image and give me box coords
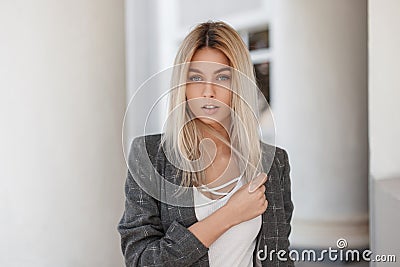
[201,105,219,115]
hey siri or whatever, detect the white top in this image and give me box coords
[193,176,262,267]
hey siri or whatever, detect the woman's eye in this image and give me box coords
[217,75,231,81]
[188,75,202,82]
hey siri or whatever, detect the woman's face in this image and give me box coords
[186,47,232,130]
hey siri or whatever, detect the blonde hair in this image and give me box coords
[161,21,262,187]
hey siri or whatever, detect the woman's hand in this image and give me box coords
[188,173,268,248]
[223,173,268,226]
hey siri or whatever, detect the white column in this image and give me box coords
[0,0,126,266]
[124,0,164,146]
[272,0,369,248]
[369,0,400,264]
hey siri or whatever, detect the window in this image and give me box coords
[249,28,269,50]
[240,27,271,107]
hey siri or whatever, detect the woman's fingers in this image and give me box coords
[248,172,268,193]
[225,175,269,224]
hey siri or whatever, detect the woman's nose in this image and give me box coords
[202,82,215,98]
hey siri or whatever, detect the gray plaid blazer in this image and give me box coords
[118,134,294,267]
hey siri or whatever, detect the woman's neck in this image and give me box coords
[201,125,231,155]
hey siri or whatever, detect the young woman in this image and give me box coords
[118,21,294,267]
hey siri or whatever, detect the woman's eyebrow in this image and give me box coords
[188,68,203,74]
[188,67,231,74]
[214,67,231,74]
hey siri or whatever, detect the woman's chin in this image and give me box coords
[196,117,230,130]
[197,117,218,125]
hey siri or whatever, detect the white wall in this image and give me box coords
[178,0,264,27]
[0,0,126,266]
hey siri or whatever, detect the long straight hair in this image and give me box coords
[161,21,262,187]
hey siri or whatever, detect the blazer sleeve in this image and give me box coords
[281,149,295,266]
[117,137,208,267]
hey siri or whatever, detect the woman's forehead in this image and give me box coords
[191,47,230,65]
